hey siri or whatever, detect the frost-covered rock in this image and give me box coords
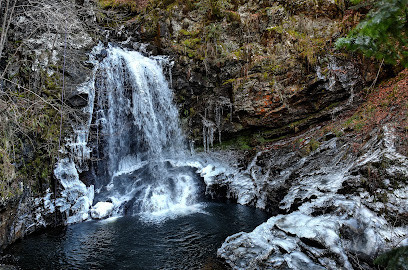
[197,155,257,205]
[166,154,257,205]
[90,202,114,219]
[54,158,94,224]
[218,203,404,269]
[0,189,64,251]
[217,125,408,269]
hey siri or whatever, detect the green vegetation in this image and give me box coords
[210,132,250,151]
[308,138,320,152]
[336,0,408,67]
[0,65,66,201]
[0,90,62,200]
[374,246,408,270]
[98,0,149,12]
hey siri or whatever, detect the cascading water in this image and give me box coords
[90,46,202,220]
[52,44,253,224]
[5,45,272,269]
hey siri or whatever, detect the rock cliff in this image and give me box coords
[117,0,381,148]
[0,0,98,251]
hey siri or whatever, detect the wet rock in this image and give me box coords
[0,254,17,266]
[96,49,108,61]
[0,191,65,252]
[67,92,89,108]
[0,265,18,270]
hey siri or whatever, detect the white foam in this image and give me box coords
[90,202,114,219]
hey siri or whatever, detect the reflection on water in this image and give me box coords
[6,202,268,270]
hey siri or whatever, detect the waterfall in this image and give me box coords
[91,46,201,220]
[55,44,240,224]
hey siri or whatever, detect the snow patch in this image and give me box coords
[90,202,114,219]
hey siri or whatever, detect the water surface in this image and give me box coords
[6,202,268,269]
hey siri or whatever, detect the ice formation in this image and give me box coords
[216,125,408,269]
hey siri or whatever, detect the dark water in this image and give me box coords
[5,203,268,270]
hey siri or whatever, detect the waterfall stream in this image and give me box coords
[51,44,262,226]
[91,46,202,221]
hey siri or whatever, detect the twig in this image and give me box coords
[369,58,384,91]
[58,30,67,156]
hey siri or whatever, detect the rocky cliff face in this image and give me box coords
[112,0,382,149]
[200,69,408,269]
[0,0,98,251]
[0,191,64,251]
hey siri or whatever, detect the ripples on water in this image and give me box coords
[6,202,268,270]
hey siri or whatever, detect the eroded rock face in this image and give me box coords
[212,124,408,269]
[121,0,376,147]
[3,0,97,109]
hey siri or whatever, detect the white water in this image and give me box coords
[90,46,203,221]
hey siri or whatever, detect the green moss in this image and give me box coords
[139,8,160,39]
[232,49,242,59]
[343,111,367,131]
[309,138,320,152]
[261,125,292,139]
[334,129,344,137]
[204,23,222,42]
[42,71,61,96]
[179,29,200,37]
[235,137,252,150]
[266,26,284,34]
[225,10,241,23]
[1,75,63,200]
[182,38,201,49]
[97,0,143,12]
[374,246,408,270]
[223,78,236,85]
[323,102,338,111]
[179,29,190,36]
[215,133,252,150]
